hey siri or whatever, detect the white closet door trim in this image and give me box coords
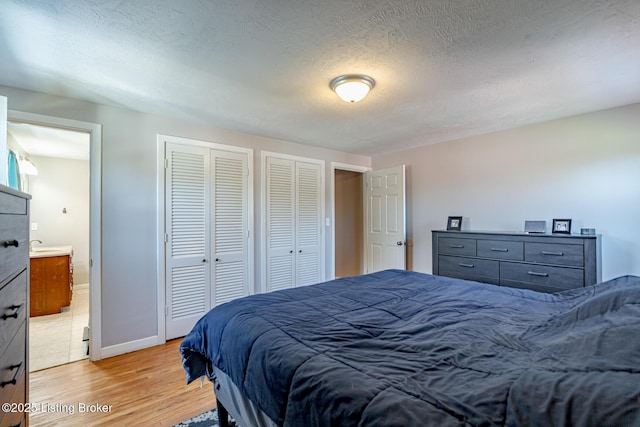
[157,134,254,343]
[260,151,325,293]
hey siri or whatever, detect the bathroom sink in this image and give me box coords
[31,246,69,252]
[29,245,73,258]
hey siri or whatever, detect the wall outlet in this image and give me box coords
[31,222,38,231]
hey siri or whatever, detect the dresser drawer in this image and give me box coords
[500,263,584,292]
[438,237,476,256]
[439,255,499,284]
[0,191,28,215]
[477,240,523,261]
[0,365,26,427]
[0,271,27,355]
[525,242,583,267]
[0,323,26,409]
[0,214,28,286]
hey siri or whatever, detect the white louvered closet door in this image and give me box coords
[166,143,251,340]
[165,143,210,340]
[266,157,296,292]
[265,155,323,292]
[211,150,249,306]
[295,161,322,286]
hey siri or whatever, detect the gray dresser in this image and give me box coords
[0,185,30,427]
[432,230,601,293]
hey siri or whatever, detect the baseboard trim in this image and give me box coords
[101,335,160,359]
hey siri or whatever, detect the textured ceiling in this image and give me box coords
[1,0,639,155]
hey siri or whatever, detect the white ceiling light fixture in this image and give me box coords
[330,74,375,103]
[18,157,38,175]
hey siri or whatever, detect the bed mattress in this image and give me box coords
[181,270,640,426]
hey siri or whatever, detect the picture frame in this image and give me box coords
[447,216,462,231]
[552,219,572,234]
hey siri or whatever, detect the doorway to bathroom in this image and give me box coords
[7,111,102,371]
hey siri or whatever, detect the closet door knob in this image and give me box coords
[215,258,220,262]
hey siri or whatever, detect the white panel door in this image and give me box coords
[365,165,406,273]
[266,157,296,291]
[295,161,322,286]
[211,150,250,306]
[165,143,210,339]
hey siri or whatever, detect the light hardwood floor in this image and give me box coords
[29,339,216,426]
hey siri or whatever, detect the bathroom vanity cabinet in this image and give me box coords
[30,253,73,317]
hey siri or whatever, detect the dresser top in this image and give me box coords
[0,183,31,199]
[432,229,599,239]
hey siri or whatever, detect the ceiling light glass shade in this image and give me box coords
[330,75,375,103]
[19,158,38,175]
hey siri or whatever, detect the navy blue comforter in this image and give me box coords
[180,270,640,426]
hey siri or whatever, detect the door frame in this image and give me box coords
[329,162,370,280]
[8,109,103,360]
[156,134,254,342]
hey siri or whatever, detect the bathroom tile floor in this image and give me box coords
[29,284,89,372]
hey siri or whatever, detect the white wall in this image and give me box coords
[29,155,90,284]
[1,85,370,351]
[0,96,6,186]
[372,103,640,280]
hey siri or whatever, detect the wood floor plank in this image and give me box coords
[28,339,215,426]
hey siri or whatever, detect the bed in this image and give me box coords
[180,269,640,426]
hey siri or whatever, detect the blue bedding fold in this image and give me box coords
[180,270,640,426]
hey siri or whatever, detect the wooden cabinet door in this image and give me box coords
[30,255,71,316]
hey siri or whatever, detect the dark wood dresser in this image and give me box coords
[432,230,601,293]
[0,185,30,427]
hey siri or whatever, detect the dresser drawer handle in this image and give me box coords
[0,361,24,388]
[541,251,564,256]
[490,248,509,252]
[2,240,19,248]
[459,263,475,268]
[1,304,24,321]
[449,244,464,249]
[528,271,549,277]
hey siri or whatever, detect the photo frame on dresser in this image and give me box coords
[447,216,462,231]
[552,218,572,234]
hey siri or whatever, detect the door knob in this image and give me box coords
[397,241,404,246]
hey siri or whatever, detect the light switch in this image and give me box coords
[325,218,330,226]
[31,222,38,231]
